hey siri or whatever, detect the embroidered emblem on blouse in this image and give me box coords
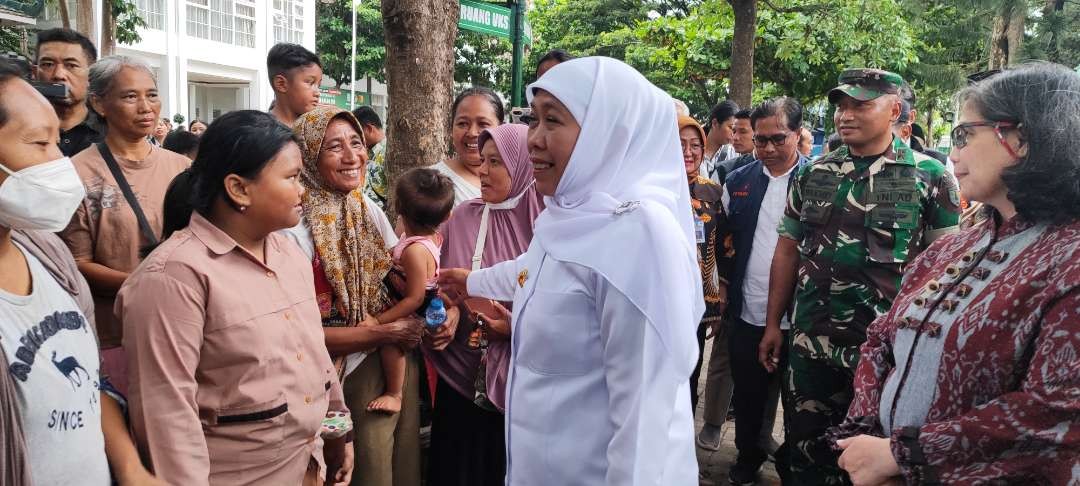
[518,269,528,288]
[614,200,641,215]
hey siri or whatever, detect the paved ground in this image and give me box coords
[694,334,784,486]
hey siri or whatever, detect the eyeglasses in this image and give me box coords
[752,133,791,148]
[680,142,703,153]
[951,121,1020,159]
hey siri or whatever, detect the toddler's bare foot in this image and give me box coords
[367,393,402,414]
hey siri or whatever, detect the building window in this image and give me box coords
[186,0,256,47]
[273,0,304,45]
[136,0,165,30]
[235,1,256,47]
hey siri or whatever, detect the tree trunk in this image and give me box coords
[381,0,459,217]
[1005,2,1025,66]
[988,0,1025,70]
[58,0,72,29]
[728,0,757,108]
[924,100,935,148]
[76,0,96,42]
[100,0,116,56]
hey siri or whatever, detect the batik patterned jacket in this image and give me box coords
[831,212,1080,485]
[777,137,960,368]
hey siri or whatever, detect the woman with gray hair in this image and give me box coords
[59,55,190,395]
[830,62,1080,485]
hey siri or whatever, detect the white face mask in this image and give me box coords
[0,157,86,232]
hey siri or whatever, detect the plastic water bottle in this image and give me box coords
[425,297,447,329]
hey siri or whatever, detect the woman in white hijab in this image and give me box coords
[440,57,703,485]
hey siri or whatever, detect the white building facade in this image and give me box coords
[66,0,316,125]
[36,0,390,127]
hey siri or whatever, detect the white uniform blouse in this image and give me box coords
[468,241,699,486]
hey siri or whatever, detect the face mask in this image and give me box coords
[0,157,86,232]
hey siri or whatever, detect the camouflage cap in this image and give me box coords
[828,68,905,104]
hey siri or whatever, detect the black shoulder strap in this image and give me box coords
[96,143,158,247]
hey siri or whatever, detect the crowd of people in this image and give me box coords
[0,26,1076,486]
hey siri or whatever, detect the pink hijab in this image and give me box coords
[434,123,544,412]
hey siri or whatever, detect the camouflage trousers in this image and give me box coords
[783,346,855,486]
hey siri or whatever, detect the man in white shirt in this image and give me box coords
[717,97,808,485]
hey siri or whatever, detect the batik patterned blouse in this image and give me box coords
[830,210,1080,485]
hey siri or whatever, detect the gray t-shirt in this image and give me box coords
[0,243,110,486]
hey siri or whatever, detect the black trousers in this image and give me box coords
[728,318,789,469]
[427,378,506,486]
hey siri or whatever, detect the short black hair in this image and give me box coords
[395,168,455,234]
[189,110,299,215]
[827,133,844,152]
[266,43,320,83]
[352,106,382,130]
[35,28,97,64]
[734,109,752,120]
[750,97,803,132]
[0,59,28,128]
[537,49,573,67]
[164,129,200,157]
[451,86,505,125]
[708,100,739,126]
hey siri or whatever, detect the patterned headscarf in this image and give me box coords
[293,105,392,326]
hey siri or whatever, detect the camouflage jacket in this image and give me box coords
[777,137,960,368]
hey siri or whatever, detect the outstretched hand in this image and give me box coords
[438,268,471,303]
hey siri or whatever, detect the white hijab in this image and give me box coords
[527,57,704,375]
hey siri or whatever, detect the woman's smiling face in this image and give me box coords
[526,89,580,197]
[452,95,501,167]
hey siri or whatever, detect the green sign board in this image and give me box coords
[319,87,369,110]
[0,0,44,17]
[458,0,531,44]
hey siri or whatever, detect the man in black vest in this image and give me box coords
[721,97,809,485]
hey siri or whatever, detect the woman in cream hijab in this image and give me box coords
[441,57,702,485]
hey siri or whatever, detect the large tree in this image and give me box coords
[630,0,919,116]
[727,0,756,108]
[988,0,1027,69]
[381,0,459,215]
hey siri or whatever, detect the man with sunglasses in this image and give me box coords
[762,69,960,486]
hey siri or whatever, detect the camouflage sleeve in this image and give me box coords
[777,164,808,242]
[923,170,961,244]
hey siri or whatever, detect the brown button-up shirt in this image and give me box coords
[117,212,346,485]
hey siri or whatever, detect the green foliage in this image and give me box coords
[111,0,146,46]
[0,27,27,57]
[316,0,385,88]
[1025,1,1080,67]
[313,0,514,98]
[455,29,512,95]
[525,0,653,81]
[755,0,919,102]
[625,0,920,116]
[628,0,733,115]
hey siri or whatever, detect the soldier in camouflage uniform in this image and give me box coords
[760,69,961,485]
